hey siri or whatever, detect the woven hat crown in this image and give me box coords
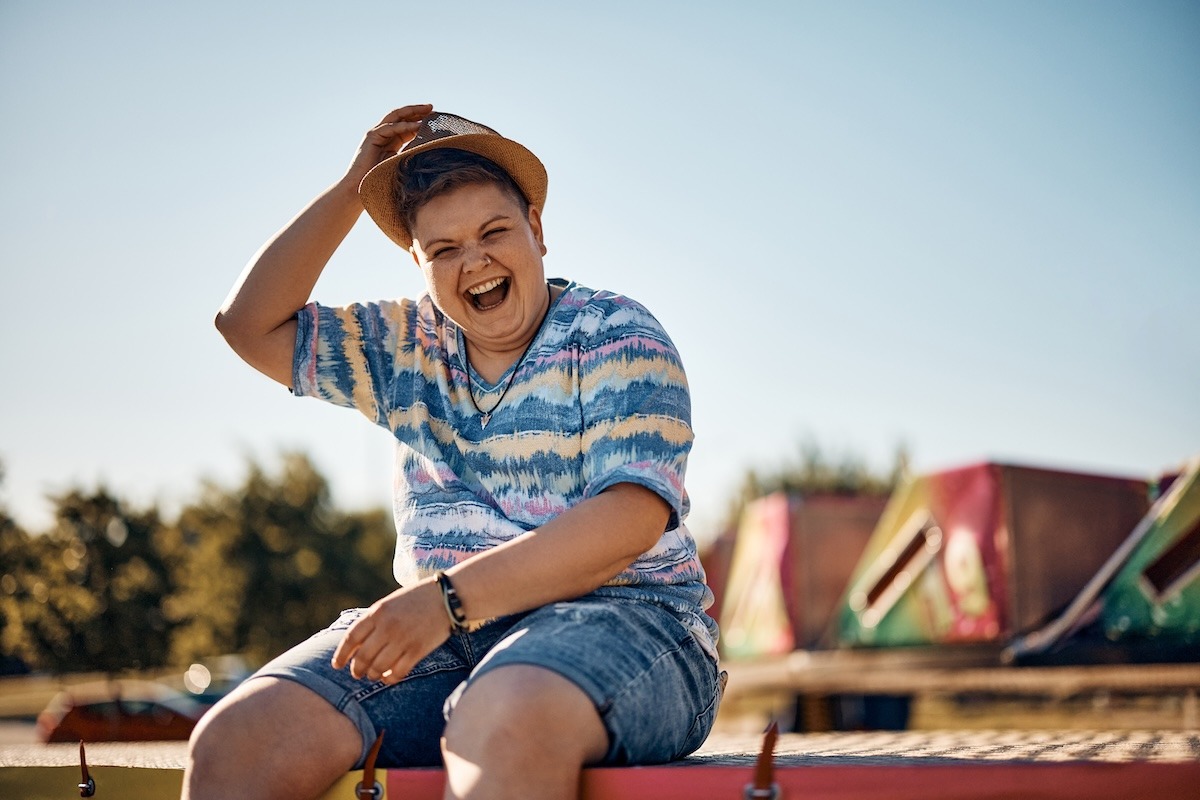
[414,114,500,144]
[359,111,548,250]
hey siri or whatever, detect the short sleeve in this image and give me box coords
[579,300,693,529]
[292,300,409,427]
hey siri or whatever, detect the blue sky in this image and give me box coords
[2,1,1197,540]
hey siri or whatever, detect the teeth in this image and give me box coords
[468,277,505,295]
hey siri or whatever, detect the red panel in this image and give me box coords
[784,495,888,649]
[386,767,443,796]
[386,763,1199,800]
[928,463,1006,641]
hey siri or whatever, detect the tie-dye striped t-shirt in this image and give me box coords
[292,278,717,653]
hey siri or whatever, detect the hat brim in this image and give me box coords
[359,133,548,250]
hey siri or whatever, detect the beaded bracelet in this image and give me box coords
[435,572,469,633]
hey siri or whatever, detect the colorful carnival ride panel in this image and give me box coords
[1005,457,1200,659]
[836,463,1150,647]
[1103,459,1200,644]
[720,494,795,658]
[719,493,885,659]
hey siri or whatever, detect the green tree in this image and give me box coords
[0,462,38,673]
[167,453,396,665]
[0,522,45,672]
[1,487,177,673]
[0,453,396,672]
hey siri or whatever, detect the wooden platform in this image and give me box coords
[719,650,1200,732]
[2,730,1198,799]
[722,649,1200,700]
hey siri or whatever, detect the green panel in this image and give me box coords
[837,477,947,647]
[1102,467,1200,643]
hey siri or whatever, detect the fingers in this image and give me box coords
[347,633,389,680]
[363,642,404,682]
[331,615,370,670]
[331,616,391,679]
[365,119,423,150]
[331,582,449,684]
[378,103,433,125]
[336,625,418,684]
[370,104,433,141]
[362,110,430,160]
[345,104,434,178]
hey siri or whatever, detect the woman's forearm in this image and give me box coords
[447,483,671,622]
[331,482,671,683]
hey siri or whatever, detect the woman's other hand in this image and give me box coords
[331,579,451,684]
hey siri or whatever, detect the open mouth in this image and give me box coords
[467,277,510,310]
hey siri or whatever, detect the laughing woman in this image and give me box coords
[185,104,723,800]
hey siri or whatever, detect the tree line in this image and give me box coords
[718,438,909,532]
[0,453,397,675]
[0,440,907,676]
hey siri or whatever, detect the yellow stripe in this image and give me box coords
[333,306,378,419]
[583,415,694,450]
[582,355,688,395]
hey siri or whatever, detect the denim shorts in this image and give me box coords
[250,594,724,768]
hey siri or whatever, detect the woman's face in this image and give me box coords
[410,181,548,367]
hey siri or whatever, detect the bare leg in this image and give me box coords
[183,677,361,800]
[441,665,609,800]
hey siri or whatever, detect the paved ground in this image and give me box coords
[0,721,36,746]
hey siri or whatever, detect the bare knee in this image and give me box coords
[441,666,608,798]
[184,678,360,800]
[446,666,606,758]
[187,685,256,772]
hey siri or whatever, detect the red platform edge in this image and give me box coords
[386,761,1200,800]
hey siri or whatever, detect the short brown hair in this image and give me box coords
[395,149,531,238]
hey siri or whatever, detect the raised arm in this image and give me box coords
[215,104,433,386]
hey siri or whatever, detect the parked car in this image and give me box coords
[36,679,208,743]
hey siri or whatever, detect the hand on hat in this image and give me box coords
[345,103,434,184]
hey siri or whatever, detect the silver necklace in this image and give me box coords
[469,362,521,429]
[466,285,551,429]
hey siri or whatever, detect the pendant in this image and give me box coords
[481,412,491,429]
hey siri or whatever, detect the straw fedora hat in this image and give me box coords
[358,111,548,250]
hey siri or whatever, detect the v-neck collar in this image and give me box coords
[453,278,574,391]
